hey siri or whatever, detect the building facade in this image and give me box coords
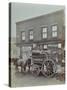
[16,10,65,61]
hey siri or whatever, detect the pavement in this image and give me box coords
[11,63,65,87]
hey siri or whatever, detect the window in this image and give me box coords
[22,31,25,40]
[52,25,57,37]
[42,27,47,39]
[44,45,47,49]
[58,43,61,48]
[29,30,33,40]
[33,43,36,48]
[48,44,58,49]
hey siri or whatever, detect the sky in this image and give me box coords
[11,3,65,38]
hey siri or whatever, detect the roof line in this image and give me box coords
[16,9,64,24]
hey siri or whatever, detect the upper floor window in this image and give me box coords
[22,31,25,40]
[29,30,33,40]
[42,27,47,39]
[52,25,57,37]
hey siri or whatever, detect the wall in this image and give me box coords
[16,10,65,46]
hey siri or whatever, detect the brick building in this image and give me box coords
[16,10,65,61]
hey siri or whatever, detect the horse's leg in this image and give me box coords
[24,61,27,72]
[15,64,18,71]
[28,66,30,72]
[20,65,22,72]
[21,63,24,72]
[24,65,26,71]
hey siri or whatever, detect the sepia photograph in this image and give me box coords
[9,3,65,87]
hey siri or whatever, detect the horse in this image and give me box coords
[15,57,31,72]
[24,58,31,72]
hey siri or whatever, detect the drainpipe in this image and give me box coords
[20,46,22,58]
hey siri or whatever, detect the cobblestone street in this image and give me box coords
[11,63,64,87]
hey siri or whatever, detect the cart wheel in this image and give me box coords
[31,64,40,77]
[41,59,57,78]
